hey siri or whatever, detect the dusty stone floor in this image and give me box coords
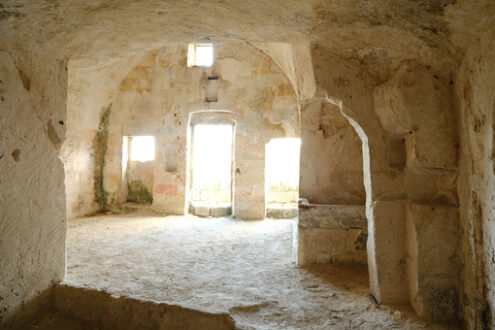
[65,209,458,329]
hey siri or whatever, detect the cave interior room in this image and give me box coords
[1,0,495,329]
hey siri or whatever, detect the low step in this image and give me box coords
[51,284,236,329]
[190,205,232,217]
[266,207,298,219]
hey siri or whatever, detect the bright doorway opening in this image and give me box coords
[189,124,234,216]
[265,138,301,218]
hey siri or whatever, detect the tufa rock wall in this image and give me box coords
[297,203,367,265]
[455,26,495,329]
[0,51,66,323]
[66,43,299,220]
[374,61,459,322]
[299,100,365,205]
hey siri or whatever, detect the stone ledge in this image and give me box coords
[296,202,367,265]
[298,203,366,230]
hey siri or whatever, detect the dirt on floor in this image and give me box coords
[65,209,459,329]
[3,309,91,330]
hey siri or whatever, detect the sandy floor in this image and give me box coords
[65,210,458,329]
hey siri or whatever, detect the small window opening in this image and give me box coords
[129,136,155,162]
[187,43,214,68]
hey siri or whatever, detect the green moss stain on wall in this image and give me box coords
[92,104,112,210]
[127,180,153,204]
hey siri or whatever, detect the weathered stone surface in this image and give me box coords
[368,200,409,304]
[296,204,367,265]
[374,63,458,170]
[298,204,366,230]
[209,206,231,217]
[454,21,495,329]
[406,203,459,322]
[266,207,298,219]
[0,51,66,322]
[125,161,154,204]
[51,285,236,329]
[193,205,210,217]
[298,227,367,265]
[0,0,461,74]
[63,54,147,218]
[1,0,495,327]
[64,43,299,220]
[299,100,365,205]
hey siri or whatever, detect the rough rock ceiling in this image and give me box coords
[0,0,493,73]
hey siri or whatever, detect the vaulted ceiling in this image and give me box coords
[1,0,493,75]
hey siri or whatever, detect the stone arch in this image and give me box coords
[90,42,301,219]
[62,52,162,219]
[295,96,368,265]
[257,41,411,305]
[296,92,409,305]
[322,59,460,322]
[331,96,410,305]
